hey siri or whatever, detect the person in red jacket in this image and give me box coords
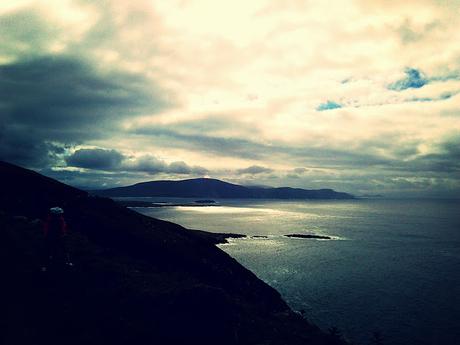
[42,206,72,271]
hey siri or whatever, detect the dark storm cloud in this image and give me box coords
[0,3,173,171]
[0,55,168,167]
[65,148,124,170]
[124,154,208,175]
[0,55,164,127]
[404,136,460,174]
[64,148,207,176]
[237,165,273,175]
[0,127,65,168]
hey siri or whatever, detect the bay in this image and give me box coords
[132,198,460,345]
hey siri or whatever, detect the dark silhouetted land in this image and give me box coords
[94,178,354,199]
[0,161,346,345]
[285,234,332,240]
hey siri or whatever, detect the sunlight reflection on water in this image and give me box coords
[171,205,356,221]
[173,205,317,217]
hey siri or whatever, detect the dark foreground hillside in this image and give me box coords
[0,161,346,345]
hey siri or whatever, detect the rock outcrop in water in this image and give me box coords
[94,178,354,200]
[0,161,346,345]
[285,234,332,240]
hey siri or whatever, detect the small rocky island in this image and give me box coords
[285,234,332,240]
[195,199,217,204]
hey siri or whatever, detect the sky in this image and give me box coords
[1,0,459,196]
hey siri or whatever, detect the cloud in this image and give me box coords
[37,167,147,190]
[0,9,58,59]
[292,167,309,174]
[402,135,460,174]
[317,101,342,111]
[396,18,441,44]
[388,68,428,91]
[0,54,168,167]
[430,71,460,82]
[237,165,273,175]
[122,155,167,174]
[133,127,266,160]
[132,126,408,169]
[0,55,166,126]
[125,155,208,175]
[168,161,208,175]
[64,148,208,176]
[409,91,458,103]
[65,148,124,170]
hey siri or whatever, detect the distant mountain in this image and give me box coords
[94,178,354,199]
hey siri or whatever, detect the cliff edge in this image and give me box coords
[0,161,345,345]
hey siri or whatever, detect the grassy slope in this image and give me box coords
[0,161,345,345]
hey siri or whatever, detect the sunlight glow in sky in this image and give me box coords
[1,0,459,196]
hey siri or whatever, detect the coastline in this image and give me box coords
[0,160,346,345]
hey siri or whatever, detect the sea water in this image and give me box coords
[131,198,460,345]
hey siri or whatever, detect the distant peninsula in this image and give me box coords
[94,178,354,199]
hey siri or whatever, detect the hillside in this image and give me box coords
[0,161,346,345]
[94,178,354,199]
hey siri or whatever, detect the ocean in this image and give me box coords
[129,198,460,345]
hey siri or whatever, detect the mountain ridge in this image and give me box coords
[94,177,354,199]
